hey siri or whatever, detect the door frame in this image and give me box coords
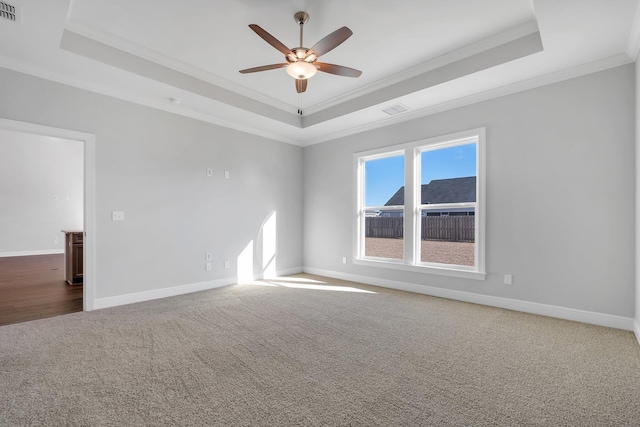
[0,118,96,311]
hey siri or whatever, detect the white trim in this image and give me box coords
[354,128,485,278]
[0,45,629,148]
[303,21,540,116]
[0,57,302,147]
[94,266,304,310]
[634,319,640,346]
[0,249,64,258]
[303,267,634,331]
[63,21,294,114]
[274,266,304,276]
[353,258,486,280]
[94,278,236,310]
[300,54,633,147]
[250,266,305,281]
[0,119,96,312]
[83,134,96,311]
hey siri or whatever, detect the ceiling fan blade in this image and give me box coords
[308,27,353,57]
[295,79,307,93]
[249,24,293,56]
[239,63,287,74]
[315,62,362,77]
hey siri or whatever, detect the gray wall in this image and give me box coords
[636,59,640,330]
[304,64,635,318]
[0,67,303,300]
[0,129,83,255]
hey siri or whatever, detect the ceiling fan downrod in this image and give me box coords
[294,11,309,48]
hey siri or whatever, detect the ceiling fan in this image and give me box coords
[239,11,362,94]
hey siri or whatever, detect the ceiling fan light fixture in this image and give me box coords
[286,61,317,79]
[241,11,361,93]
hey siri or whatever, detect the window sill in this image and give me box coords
[353,258,486,280]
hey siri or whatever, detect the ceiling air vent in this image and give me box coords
[0,1,17,22]
[382,104,409,116]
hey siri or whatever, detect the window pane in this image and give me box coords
[364,216,404,259]
[420,143,476,266]
[420,207,475,266]
[364,155,404,259]
[364,155,404,207]
[420,143,476,204]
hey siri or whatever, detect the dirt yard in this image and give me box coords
[365,238,474,266]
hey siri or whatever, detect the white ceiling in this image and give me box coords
[0,0,639,145]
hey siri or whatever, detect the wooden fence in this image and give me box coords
[365,216,474,242]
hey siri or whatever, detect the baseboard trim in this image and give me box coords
[94,277,237,310]
[93,266,305,310]
[252,266,304,281]
[0,249,64,258]
[303,267,635,331]
[634,319,640,346]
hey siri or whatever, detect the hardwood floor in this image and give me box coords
[0,254,82,326]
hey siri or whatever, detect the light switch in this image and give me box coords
[224,171,230,179]
[112,211,125,221]
[206,168,213,177]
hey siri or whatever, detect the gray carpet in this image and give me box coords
[1,274,639,426]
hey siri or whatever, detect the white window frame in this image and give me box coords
[353,128,486,280]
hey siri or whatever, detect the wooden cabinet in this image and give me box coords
[62,230,83,285]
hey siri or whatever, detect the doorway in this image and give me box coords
[0,119,95,325]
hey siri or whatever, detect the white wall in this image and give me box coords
[304,64,635,320]
[0,66,303,301]
[0,129,83,256]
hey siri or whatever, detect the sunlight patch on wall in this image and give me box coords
[262,211,277,278]
[237,240,254,284]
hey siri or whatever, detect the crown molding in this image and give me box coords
[0,57,302,145]
[1,49,631,149]
[303,20,540,116]
[64,20,295,114]
[299,54,633,146]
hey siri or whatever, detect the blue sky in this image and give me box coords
[365,143,476,206]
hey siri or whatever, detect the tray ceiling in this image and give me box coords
[0,0,638,145]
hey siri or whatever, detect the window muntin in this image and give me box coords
[355,129,485,278]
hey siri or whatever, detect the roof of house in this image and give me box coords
[384,176,476,206]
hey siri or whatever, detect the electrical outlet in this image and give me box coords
[342,257,347,264]
[206,252,212,261]
[112,211,125,221]
[53,236,58,245]
[504,274,513,285]
[206,263,212,271]
[224,260,230,269]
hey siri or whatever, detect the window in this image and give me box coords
[354,129,485,280]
